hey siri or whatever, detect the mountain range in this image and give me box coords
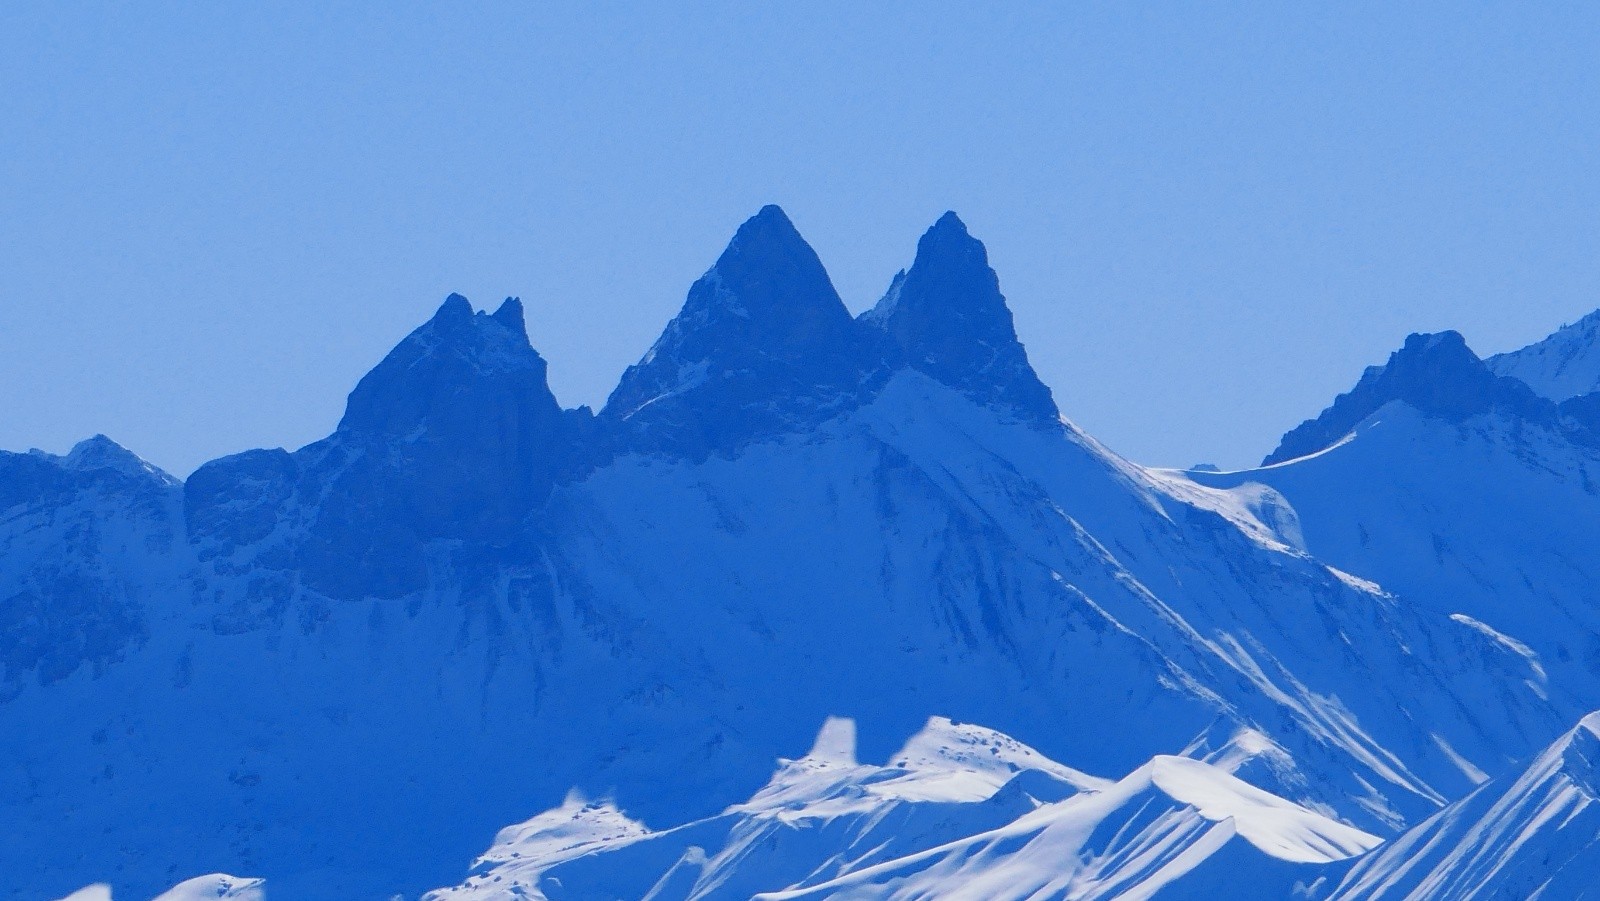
[8,206,1600,900]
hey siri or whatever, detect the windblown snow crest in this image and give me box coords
[422,717,1378,901]
[7,207,1599,900]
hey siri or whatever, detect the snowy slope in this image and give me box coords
[0,437,182,700]
[1487,307,1600,402]
[55,875,263,901]
[149,876,264,901]
[0,207,1572,898]
[550,362,1558,831]
[425,717,1377,901]
[1330,712,1600,900]
[1184,330,1600,722]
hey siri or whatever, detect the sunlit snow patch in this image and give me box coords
[54,875,263,901]
[427,717,1377,900]
[151,875,265,901]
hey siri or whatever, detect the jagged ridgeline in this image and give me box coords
[4,207,1597,900]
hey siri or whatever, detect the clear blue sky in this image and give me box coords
[5,3,1599,475]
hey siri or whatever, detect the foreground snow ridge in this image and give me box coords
[1331,712,1600,900]
[426,717,1378,900]
[58,875,264,901]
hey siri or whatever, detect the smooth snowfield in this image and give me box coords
[1187,402,1600,725]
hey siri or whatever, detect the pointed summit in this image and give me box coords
[291,294,576,598]
[491,296,526,335]
[696,203,852,335]
[602,206,891,458]
[339,294,550,438]
[64,434,136,466]
[16,434,172,487]
[1263,331,1552,466]
[863,212,1058,424]
[432,292,474,325]
[54,435,175,484]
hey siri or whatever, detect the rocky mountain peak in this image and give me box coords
[57,435,175,484]
[1263,330,1551,466]
[291,294,573,598]
[337,293,556,441]
[602,205,891,457]
[863,212,1057,425]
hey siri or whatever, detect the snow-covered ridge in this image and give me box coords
[56,875,263,901]
[59,718,1379,900]
[1187,324,1600,724]
[1261,331,1554,466]
[1330,712,1600,900]
[1487,306,1600,402]
[33,435,179,486]
[425,717,1377,901]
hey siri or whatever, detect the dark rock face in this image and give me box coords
[0,452,75,514]
[183,295,582,603]
[185,448,298,559]
[602,205,894,458]
[862,212,1058,426]
[334,294,567,535]
[1557,391,1600,445]
[0,578,142,692]
[310,296,578,599]
[1263,331,1555,466]
[0,439,179,697]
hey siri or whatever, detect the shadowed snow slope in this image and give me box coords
[1187,330,1600,722]
[424,717,1376,901]
[0,208,1580,899]
[1331,712,1600,900]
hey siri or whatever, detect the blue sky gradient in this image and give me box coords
[4,3,1599,474]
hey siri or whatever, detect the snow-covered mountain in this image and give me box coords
[1487,307,1600,402]
[57,875,262,901]
[1188,328,1600,718]
[425,717,1378,901]
[1161,319,1600,898]
[1330,711,1600,900]
[6,206,1598,899]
